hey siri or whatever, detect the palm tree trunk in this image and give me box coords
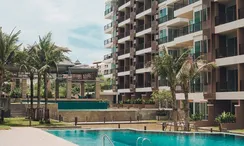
[30,73,34,118]
[43,71,48,122]
[183,90,190,131]
[170,87,178,131]
[37,73,41,120]
[55,73,59,102]
[0,69,3,98]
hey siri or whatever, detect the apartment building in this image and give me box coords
[104,0,244,127]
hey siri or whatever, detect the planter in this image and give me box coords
[123,104,133,109]
[133,104,145,109]
[145,104,156,108]
[219,123,237,131]
[116,104,123,108]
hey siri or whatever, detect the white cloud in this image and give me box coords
[0,0,110,64]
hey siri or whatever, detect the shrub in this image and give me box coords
[134,98,143,104]
[191,113,204,121]
[10,88,22,98]
[215,112,236,123]
[145,98,155,104]
[123,99,131,104]
[156,110,167,116]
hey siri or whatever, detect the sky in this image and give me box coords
[0,0,111,64]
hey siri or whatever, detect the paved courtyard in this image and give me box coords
[0,127,77,146]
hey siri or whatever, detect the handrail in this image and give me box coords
[102,134,114,146]
[136,137,143,146]
[142,138,152,146]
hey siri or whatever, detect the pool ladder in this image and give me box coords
[102,134,114,146]
[136,137,152,146]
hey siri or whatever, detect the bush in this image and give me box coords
[215,112,236,123]
[156,110,167,116]
[10,88,22,98]
[123,99,131,104]
[145,98,155,104]
[134,98,143,104]
[191,113,204,121]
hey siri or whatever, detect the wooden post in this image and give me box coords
[144,126,147,131]
[75,117,78,126]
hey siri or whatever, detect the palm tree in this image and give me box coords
[152,46,189,131]
[36,32,69,122]
[0,27,21,120]
[15,46,38,120]
[177,54,216,131]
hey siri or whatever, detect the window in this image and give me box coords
[159,8,167,18]
[159,29,167,38]
[194,41,201,58]
[194,11,201,31]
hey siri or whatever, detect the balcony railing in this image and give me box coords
[125,48,130,54]
[118,31,130,39]
[118,0,130,7]
[136,62,144,69]
[118,49,125,55]
[145,81,152,87]
[159,37,168,45]
[174,0,199,11]
[239,8,244,19]
[137,6,144,14]
[118,84,125,89]
[215,12,237,26]
[125,83,130,88]
[118,66,125,72]
[136,24,151,33]
[118,14,130,23]
[105,7,113,16]
[190,83,203,93]
[216,81,238,92]
[215,47,237,58]
[175,22,202,38]
[104,38,113,45]
[136,83,144,88]
[104,22,113,30]
[159,79,168,86]
[158,0,166,4]
[159,15,173,24]
[136,43,144,51]
[125,66,130,71]
[145,42,151,48]
[241,80,244,91]
[104,53,112,60]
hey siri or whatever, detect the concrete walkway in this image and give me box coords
[0,127,77,146]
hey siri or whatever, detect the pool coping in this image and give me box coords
[46,127,244,137]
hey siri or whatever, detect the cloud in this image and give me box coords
[0,0,111,64]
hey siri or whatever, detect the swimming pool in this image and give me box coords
[47,129,244,146]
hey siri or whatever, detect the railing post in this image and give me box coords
[118,124,120,129]
[104,117,106,123]
[144,126,147,131]
[130,117,132,123]
[75,117,78,126]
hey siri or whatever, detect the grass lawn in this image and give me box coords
[0,125,11,130]
[1,117,72,127]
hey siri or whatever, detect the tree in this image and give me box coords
[177,54,216,131]
[152,46,189,131]
[152,89,172,109]
[36,32,70,122]
[100,76,112,91]
[0,27,21,121]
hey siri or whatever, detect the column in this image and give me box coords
[95,77,101,99]
[10,79,16,92]
[207,104,215,124]
[21,79,27,98]
[55,79,59,99]
[80,82,85,96]
[66,79,72,99]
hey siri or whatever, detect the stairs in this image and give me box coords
[10,104,26,117]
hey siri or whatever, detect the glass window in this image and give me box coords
[195,41,201,57]
[160,29,167,38]
[159,8,167,17]
[194,11,201,31]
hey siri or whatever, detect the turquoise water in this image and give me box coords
[47,129,244,146]
[22,100,108,110]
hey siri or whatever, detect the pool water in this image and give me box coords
[47,129,244,146]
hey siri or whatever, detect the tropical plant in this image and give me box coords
[152,89,172,108]
[215,112,236,124]
[10,88,21,98]
[190,113,204,121]
[152,46,189,131]
[100,76,112,91]
[177,52,216,130]
[0,27,21,121]
[35,32,70,122]
[145,98,155,105]
[123,99,131,104]
[134,98,143,104]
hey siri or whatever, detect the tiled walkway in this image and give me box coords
[0,127,77,146]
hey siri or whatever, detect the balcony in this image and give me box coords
[136,23,151,33]
[158,15,174,24]
[136,43,144,51]
[215,47,237,59]
[239,44,244,55]
[118,31,130,40]
[104,22,113,34]
[174,0,199,11]
[175,22,202,38]
[118,0,130,7]
[239,8,244,19]
[145,81,152,87]
[158,0,166,4]
[159,78,168,86]
[241,80,244,91]
[136,82,144,88]
[136,4,151,15]
[136,62,144,69]
[215,12,237,26]
[158,37,168,45]
[118,66,125,72]
[216,81,238,92]
[124,66,130,71]
[118,14,130,23]
[104,7,113,19]
[190,83,203,93]
[104,38,113,48]
[104,53,112,60]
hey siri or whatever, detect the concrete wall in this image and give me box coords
[59,109,157,122]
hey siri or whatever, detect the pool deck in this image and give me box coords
[0,127,77,146]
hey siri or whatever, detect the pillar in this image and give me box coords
[80,82,85,96]
[55,79,59,99]
[21,79,27,98]
[66,79,72,99]
[207,104,215,125]
[234,100,244,129]
[95,77,101,99]
[10,79,16,92]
